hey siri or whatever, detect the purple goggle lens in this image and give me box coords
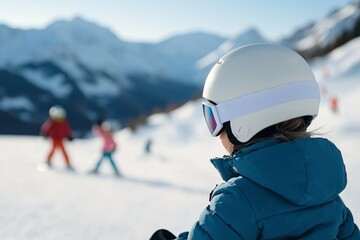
[202,102,223,136]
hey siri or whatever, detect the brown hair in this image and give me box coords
[232,116,313,154]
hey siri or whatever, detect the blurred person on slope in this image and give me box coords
[330,95,339,114]
[89,120,121,177]
[152,44,359,240]
[40,105,74,170]
[144,138,153,155]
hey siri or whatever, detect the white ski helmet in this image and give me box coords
[202,43,320,143]
[101,121,112,132]
[49,105,66,120]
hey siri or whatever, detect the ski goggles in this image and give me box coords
[202,81,321,137]
[202,101,223,136]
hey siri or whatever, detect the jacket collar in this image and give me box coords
[210,138,281,181]
[210,138,347,206]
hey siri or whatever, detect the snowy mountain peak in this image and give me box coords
[195,27,268,69]
[282,2,360,52]
[156,31,225,58]
[46,16,122,44]
[327,2,359,19]
[232,27,265,42]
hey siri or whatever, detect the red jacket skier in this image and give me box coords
[330,96,339,113]
[41,105,74,169]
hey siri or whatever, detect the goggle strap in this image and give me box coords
[216,81,320,123]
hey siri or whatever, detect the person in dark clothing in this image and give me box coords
[144,138,153,155]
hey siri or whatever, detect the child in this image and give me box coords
[167,44,359,239]
[40,105,74,170]
[90,121,121,176]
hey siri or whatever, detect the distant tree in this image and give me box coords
[353,17,360,37]
[303,15,360,60]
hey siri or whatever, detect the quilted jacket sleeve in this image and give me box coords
[337,207,360,239]
[177,179,259,240]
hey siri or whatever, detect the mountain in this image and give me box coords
[0,63,201,136]
[1,0,359,137]
[0,18,224,85]
[154,32,226,83]
[194,28,269,79]
[281,2,360,59]
[0,18,227,136]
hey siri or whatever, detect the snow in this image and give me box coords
[1,72,360,239]
[0,2,359,91]
[77,75,121,97]
[196,28,268,69]
[0,18,224,88]
[21,69,72,98]
[312,37,360,80]
[0,18,135,97]
[0,96,35,111]
[1,11,360,240]
[0,101,221,240]
[296,3,360,51]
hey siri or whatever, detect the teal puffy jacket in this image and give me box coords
[178,138,359,239]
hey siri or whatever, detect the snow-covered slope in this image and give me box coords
[2,37,360,239]
[282,2,360,52]
[312,36,360,80]
[1,77,359,239]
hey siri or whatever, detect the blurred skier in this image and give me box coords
[90,120,121,176]
[320,85,328,96]
[330,96,339,113]
[40,105,74,170]
[152,44,359,239]
[144,138,153,155]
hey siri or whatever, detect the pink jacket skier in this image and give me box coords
[93,124,116,153]
[90,121,121,176]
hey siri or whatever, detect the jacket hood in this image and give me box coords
[211,138,347,206]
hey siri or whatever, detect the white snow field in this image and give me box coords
[1,77,360,240]
[2,38,360,239]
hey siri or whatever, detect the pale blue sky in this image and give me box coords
[0,0,356,42]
